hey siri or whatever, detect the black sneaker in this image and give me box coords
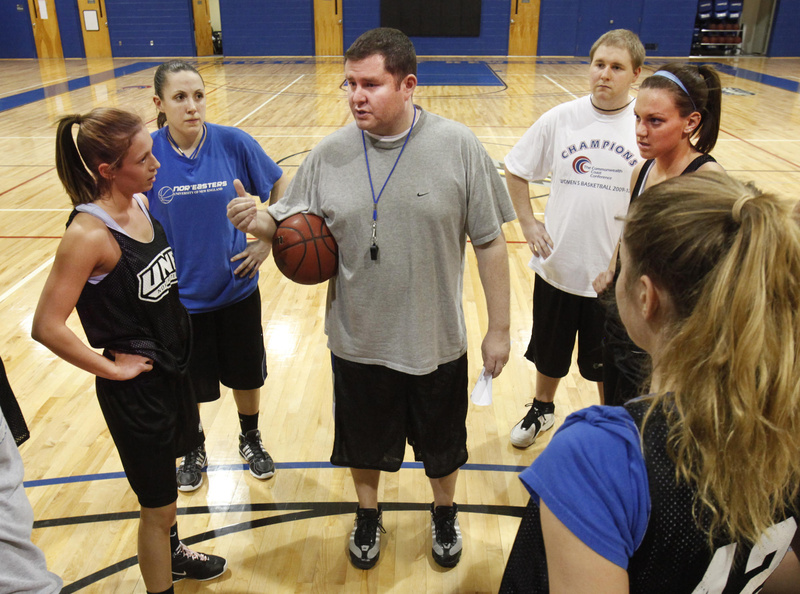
[171,542,227,582]
[176,446,206,492]
[238,429,275,479]
[349,506,385,569]
[509,399,555,448]
[431,502,463,568]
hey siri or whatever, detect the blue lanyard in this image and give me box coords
[361,107,417,260]
[166,124,206,160]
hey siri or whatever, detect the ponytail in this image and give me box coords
[695,65,721,154]
[54,108,144,206]
[55,115,99,205]
[623,171,800,548]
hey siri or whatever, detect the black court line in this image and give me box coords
[53,501,525,592]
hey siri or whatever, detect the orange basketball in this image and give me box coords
[272,213,338,285]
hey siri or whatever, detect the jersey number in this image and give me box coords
[691,517,796,594]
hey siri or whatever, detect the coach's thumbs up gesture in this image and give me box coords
[227,178,278,242]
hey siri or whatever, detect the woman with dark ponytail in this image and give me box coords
[594,62,725,405]
[502,172,800,592]
[32,108,227,594]
[148,60,286,492]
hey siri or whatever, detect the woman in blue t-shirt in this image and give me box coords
[501,172,800,593]
[147,60,286,492]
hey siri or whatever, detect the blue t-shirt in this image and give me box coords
[519,405,651,569]
[147,123,282,313]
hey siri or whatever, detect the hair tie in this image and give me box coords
[731,194,755,223]
[651,70,698,113]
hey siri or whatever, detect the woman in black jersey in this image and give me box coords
[501,172,800,593]
[31,108,226,594]
[593,63,725,405]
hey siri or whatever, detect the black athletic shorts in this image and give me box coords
[526,274,604,382]
[330,353,469,479]
[188,287,267,403]
[96,367,202,508]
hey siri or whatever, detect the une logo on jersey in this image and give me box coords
[572,156,592,174]
[138,248,178,302]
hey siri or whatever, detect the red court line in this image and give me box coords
[0,166,55,197]
[720,128,800,170]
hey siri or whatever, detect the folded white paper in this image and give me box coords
[470,367,493,406]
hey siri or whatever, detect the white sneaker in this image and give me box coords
[510,400,555,448]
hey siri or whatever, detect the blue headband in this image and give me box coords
[651,70,698,113]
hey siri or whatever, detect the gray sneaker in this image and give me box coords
[431,502,462,568]
[349,506,385,569]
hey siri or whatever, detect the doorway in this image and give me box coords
[741,0,776,55]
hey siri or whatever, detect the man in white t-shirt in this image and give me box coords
[504,29,644,448]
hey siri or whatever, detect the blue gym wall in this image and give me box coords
[0,1,37,58]
[219,0,314,56]
[55,0,85,58]
[536,0,578,55]
[342,0,510,55]
[767,0,800,57]
[2,0,799,59]
[639,0,697,56]
[538,0,697,56]
[107,0,195,57]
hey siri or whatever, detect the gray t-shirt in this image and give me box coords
[0,409,62,593]
[269,108,515,375]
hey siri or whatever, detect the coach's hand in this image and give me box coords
[227,179,259,233]
[482,329,510,378]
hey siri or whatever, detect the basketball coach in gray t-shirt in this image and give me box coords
[227,27,515,572]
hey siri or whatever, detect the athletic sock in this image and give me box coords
[170,523,180,554]
[238,412,259,434]
[147,587,174,594]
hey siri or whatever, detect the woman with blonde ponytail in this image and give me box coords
[501,171,800,593]
[32,108,227,594]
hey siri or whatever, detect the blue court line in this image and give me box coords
[2,57,796,116]
[709,62,800,93]
[0,61,159,114]
[23,460,528,488]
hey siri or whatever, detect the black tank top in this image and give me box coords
[630,154,718,199]
[498,400,799,593]
[605,153,719,395]
[70,196,191,374]
[624,398,798,593]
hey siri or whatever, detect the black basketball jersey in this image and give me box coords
[0,356,29,445]
[499,400,798,593]
[630,154,717,199]
[624,398,797,593]
[69,197,191,375]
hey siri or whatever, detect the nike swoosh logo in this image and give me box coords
[417,191,429,197]
[173,571,187,577]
